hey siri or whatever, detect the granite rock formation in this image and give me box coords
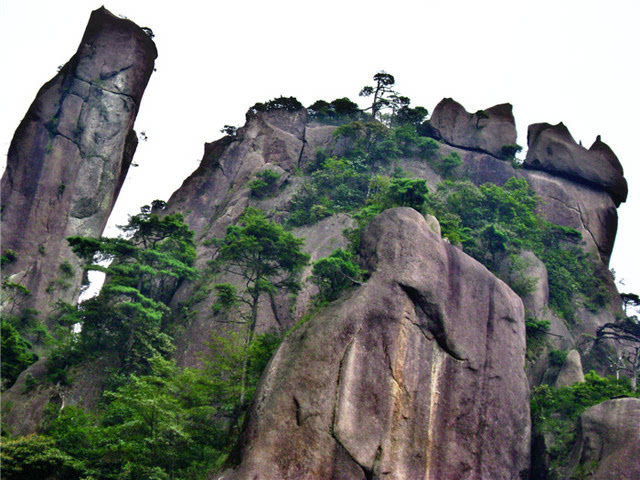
[524,123,628,206]
[429,98,518,158]
[223,208,530,480]
[0,7,156,322]
[553,349,585,388]
[165,108,356,366]
[567,398,640,479]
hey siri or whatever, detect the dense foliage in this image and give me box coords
[310,248,365,302]
[426,179,609,319]
[1,342,278,479]
[58,204,197,375]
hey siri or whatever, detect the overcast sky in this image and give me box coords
[1,0,638,295]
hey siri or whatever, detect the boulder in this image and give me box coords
[567,398,640,479]
[223,208,530,480]
[0,7,156,321]
[429,98,518,158]
[553,349,585,388]
[524,123,627,206]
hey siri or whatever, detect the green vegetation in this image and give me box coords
[307,97,361,123]
[426,178,609,319]
[531,372,639,478]
[525,318,550,361]
[210,207,309,406]
[1,345,278,479]
[248,96,303,115]
[1,248,17,266]
[61,203,197,375]
[248,169,281,198]
[310,248,365,302]
[1,321,38,389]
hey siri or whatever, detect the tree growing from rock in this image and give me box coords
[66,204,197,373]
[211,207,309,404]
[360,71,419,122]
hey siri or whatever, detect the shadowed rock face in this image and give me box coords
[224,208,530,480]
[429,98,517,158]
[524,123,627,206]
[567,398,640,479]
[1,7,156,320]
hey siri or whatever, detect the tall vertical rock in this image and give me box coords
[1,7,156,321]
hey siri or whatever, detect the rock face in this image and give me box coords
[553,349,585,388]
[429,98,517,158]
[567,398,640,479]
[0,7,156,321]
[224,208,530,480]
[165,111,357,366]
[524,123,627,206]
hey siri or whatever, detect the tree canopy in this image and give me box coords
[64,205,197,373]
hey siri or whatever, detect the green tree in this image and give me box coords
[311,249,365,302]
[0,434,84,480]
[211,207,309,404]
[1,321,38,389]
[359,72,411,121]
[66,205,197,373]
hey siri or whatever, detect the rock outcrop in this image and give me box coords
[224,208,530,480]
[553,349,585,388]
[0,7,156,321]
[165,109,357,366]
[524,123,628,206]
[429,98,518,158]
[567,398,640,479]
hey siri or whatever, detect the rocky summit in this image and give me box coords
[1,9,638,480]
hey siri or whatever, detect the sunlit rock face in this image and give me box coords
[223,208,530,480]
[1,7,156,320]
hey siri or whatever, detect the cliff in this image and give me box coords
[0,29,636,477]
[0,7,156,326]
[224,208,530,479]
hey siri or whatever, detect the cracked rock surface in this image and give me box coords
[223,208,530,480]
[0,7,156,320]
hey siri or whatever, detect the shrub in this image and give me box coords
[311,249,365,302]
[549,349,568,367]
[249,170,281,198]
[249,96,303,115]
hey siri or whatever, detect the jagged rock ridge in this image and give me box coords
[0,7,156,321]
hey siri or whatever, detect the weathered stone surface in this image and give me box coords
[0,7,156,321]
[567,398,640,479]
[554,349,585,388]
[224,208,530,480]
[524,123,627,206]
[1,356,118,437]
[500,250,549,319]
[166,108,355,367]
[429,98,517,158]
